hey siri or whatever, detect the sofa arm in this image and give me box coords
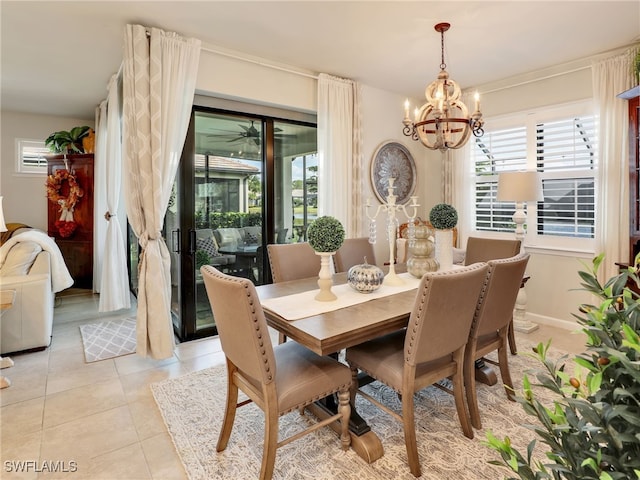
[28,250,51,275]
[1,273,54,354]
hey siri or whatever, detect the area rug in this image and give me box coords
[151,342,569,480]
[79,317,137,363]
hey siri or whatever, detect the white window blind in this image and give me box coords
[472,102,597,246]
[16,139,49,174]
[535,116,596,239]
[474,127,527,232]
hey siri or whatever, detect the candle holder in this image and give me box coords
[366,178,419,285]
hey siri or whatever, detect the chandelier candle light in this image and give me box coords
[366,178,419,286]
[402,22,484,152]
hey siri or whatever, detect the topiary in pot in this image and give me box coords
[307,215,345,253]
[306,216,345,301]
[429,203,457,269]
[428,203,458,230]
[485,253,640,480]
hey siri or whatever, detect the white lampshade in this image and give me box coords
[0,196,7,233]
[497,171,543,203]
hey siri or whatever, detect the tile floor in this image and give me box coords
[0,290,586,479]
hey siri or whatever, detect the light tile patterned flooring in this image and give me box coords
[1,290,586,479]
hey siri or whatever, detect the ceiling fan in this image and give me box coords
[204,120,294,147]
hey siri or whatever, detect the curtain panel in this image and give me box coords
[592,48,636,281]
[97,74,131,312]
[317,73,363,236]
[122,24,201,359]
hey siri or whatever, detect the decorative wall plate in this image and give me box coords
[370,141,417,204]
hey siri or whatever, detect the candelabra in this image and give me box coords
[366,178,419,286]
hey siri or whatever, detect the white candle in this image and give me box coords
[404,99,410,119]
[474,91,480,112]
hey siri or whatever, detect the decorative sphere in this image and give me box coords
[347,260,384,293]
[429,203,458,230]
[307,216,345,252]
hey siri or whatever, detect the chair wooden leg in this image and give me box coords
[217,366,239,452]
[278,332,287,344]
[453,370,474,439]
[464,352,482,430]
[498,343,515,401]
[337,389,351,451]
[260,407,279,480]
[401,390,421,478]
[508,319,517,355]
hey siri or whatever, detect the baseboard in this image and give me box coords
[527,313,580,331]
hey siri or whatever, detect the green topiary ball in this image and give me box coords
[307,216,345,253]
[429,203,458,230]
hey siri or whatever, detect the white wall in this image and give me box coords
[0,111,94,229]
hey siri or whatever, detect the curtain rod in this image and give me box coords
[200,44,319,80]
[479,65,590,95]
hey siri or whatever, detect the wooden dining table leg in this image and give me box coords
[305,402,384,464]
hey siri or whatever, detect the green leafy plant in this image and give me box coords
[45,126,91,154]
[307,215,345,252]
[485,253,640,480]
[429,203,458,230]
[195,250,211,269]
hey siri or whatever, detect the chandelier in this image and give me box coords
[402,22,484,152]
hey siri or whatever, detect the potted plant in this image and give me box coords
[429,203,458,269]
[45,126,92,155]
[306,216,345,301]
[485,253,640,480]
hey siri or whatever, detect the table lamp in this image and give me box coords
[497,171,543,241]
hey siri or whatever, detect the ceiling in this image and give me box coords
[2,1,639,122]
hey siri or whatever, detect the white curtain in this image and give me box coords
[592,47,636,281]
[98,74,130,312]
[450,90,475,246]
[122,24,201,359]
[317,73,363,236]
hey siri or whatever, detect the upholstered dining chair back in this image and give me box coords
[267,242,319,283]
[405,263,490,366]
[200,265,351,480]
[334,237,376,273]
[464,253,530,430]
[346,262,489,477]
[464,237,521,265]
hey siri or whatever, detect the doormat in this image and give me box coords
[79,317,137,363]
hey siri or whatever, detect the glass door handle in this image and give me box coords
[188,229,196,255]
[171,228,181,253]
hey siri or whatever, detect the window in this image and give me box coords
[16,139,49,174]
[473,101,597,250]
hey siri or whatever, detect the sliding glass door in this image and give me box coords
[168,107,317,341]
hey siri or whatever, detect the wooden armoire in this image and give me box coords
[46,154,94,289]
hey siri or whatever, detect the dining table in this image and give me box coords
[255,266,425,463]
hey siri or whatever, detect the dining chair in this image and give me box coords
[267,242,320,343]
[200,265,351,480]
[333,237,377,273]
[267,242,319,283]
[464,253,530,430]
[463,236,522,354]
[346,262,489,477]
